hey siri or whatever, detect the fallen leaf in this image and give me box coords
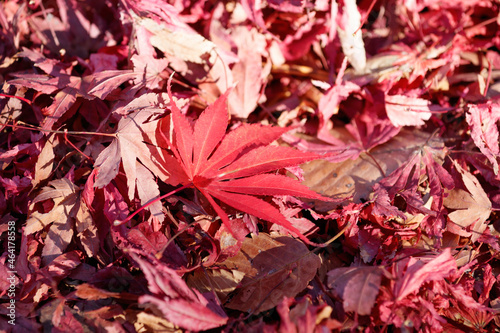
[385,95,433,127]
[299,129,446,211]
[393,248,456,301]
[337,0,366,73]
[26,178,80,265]
[25,178,79,235]
[161,82,333,245]
[94,108,175,221]
[125,310,181,333]
[466,103,500,174]
[220,233,321,313]
[87,70,137,99]
[42,220,74,266]
[327,266,383,315]
[131,54,169,90]
[32,135,56,188]
[444,160,492,242]
[75,197,99,258]
[227,27,270,118]
[134,15,216,64]
[186,268,245,303]
[130,252,228,331]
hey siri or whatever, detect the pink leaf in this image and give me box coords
[131,253,227,331]
[227,27,269,118]
[393,248,457,301]
[466,103,500,174]
[87,70,138,99]
[327,266,383,315]
[385,95,434,127]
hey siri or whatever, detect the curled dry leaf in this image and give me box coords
[125,310,181,333]
[337,0,366,73]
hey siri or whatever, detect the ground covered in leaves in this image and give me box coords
[0,0,500,332]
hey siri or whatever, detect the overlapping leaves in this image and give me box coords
[159,83,333,245]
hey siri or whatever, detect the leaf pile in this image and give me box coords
[0,0,500,332]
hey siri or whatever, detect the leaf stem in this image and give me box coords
[0,93,32,105]
[366,151,386,178]
[314,219,353,250]
[2,120,117,137]
[64,129,92,161]
[113,182,193,226]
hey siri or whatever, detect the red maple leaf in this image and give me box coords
[158,80,333,245]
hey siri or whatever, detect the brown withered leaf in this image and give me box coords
[75,198,99,258]
[32,134,56,188]
[75,283,138,301]
[125,310,181,333]
[26,178,79,235]
[219,233,321,313]
[300,129,446,212]
[26,178,80,265]
[186,269,245,303]
[444,160,492,242]
[75,283,121,300]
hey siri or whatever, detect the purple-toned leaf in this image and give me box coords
[87,70,138,99]
[466,103,500,174]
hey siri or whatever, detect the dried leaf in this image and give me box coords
[26,178,79,235]
[42,220,74,266]
[444,160,492,242]
[299,129,446,211]
[32,135,56,188]
[227,27,270,118]
[393,248,456,301]
[131,253,228,331]
[327,266,383,315]
[466,103,500,174]
[94,108,175,221]
[186,269,245,303]
[75,198,99,258]
[337,0,366,72]
[125,310,181,333]
[87,70,137,99]
[136,17,215,64]
[221,233,321,313]
[385,95,433,127]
